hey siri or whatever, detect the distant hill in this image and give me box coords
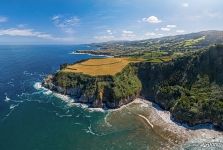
[80,30,223,56]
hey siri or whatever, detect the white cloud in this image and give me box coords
[166,25,176,28]
[0,28,75,42]
[176,30,185,33]
[161,27,170,31]
[122,30,136,38]
[0,28,35,36]
[52,15,60,20]
[142,16,162,24]
[52,15,80,34]
[0,16,8,23]
[182,3,189,7]
[106,30,113,35]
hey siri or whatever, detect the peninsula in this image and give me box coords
[43,31,223,130]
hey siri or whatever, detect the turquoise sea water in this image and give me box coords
[0,45,222,150]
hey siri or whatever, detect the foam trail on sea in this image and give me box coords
[10,104,19,110]
[55,113,72,118]
[83,124,105,136]
[1,103,20,122]
[104,113,112,127]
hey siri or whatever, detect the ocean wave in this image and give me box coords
[4,96,11,102]
[34,82,53,96]
[33,82,44,90]
[52,92,105,112]
[43,90,53,95]
[52,93,75,106]
[87,108,106,113]
[33,82,107,113]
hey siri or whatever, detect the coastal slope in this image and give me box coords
[43,44,223,129]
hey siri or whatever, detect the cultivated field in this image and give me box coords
[62,57,142,76]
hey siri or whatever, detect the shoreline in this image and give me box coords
[69,51,114,58]
[34,82,223,146]
[130,98,223,146]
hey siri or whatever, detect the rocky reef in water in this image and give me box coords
[43,45,223,129]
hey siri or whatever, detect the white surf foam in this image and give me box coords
[33,82,43,90]
[4,96,11,102]
[88,108,105,113]
[52,92,104,112]
[43,90,53,95]
[34,82,54,96]
[33,82,107,113]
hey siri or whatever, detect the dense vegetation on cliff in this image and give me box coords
[136,45,223,127]
[49,63,141,108]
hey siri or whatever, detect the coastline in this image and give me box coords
[34,82,223,148]
[69,51,114,58]
[130,98,223,146]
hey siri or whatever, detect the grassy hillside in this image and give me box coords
[61,57,142,76]
[78,30,223,56]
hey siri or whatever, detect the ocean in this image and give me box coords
[0,45,222,150]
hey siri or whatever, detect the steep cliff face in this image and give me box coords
[43,64,142,108]
[136,45,223,129]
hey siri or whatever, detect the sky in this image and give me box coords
[0,0,222,44]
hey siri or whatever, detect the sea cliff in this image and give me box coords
[43,64,142,108]
[43,45,223,129]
